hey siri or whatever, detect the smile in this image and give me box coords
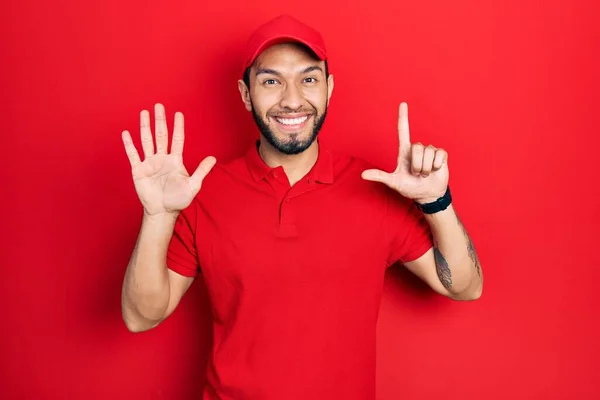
[276,116,308,125]
[272,115,311,131]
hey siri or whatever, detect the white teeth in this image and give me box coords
[275,116,308,125]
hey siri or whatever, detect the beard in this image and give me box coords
[251,104,328,155]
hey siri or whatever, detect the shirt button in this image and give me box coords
[272,171,278,178]
[284,198,290,203]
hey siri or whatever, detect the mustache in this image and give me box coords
[267,108,316,116]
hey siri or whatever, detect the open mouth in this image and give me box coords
[271,115,311,132]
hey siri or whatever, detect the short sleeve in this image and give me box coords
[385,189,434,266]
[166,200,201,278]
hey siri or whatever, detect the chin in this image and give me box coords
[251,107,326,155]
[263,127,314,155]
[269,134,316,155]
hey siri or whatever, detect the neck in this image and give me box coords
[258,138,319,185]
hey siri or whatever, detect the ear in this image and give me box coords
[237,79,252,112]
[326,74,334,105]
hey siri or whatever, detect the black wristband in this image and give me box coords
[415,186,452,214]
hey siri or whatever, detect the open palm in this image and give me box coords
[122,103,216,216]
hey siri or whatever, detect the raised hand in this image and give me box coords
[361,102,449,204]
[122,103,216,216]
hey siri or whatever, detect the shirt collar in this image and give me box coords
[245,139,334,184]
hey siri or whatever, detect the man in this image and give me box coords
[120,14,483,400]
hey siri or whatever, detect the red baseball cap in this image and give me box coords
[242,14,328,72]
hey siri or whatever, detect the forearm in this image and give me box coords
[423,203,483,300]
[121,213,178,329]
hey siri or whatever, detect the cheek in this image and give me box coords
[304,89,328,110]
[251,91,280,115]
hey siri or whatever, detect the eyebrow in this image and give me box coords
[255,65,323,76]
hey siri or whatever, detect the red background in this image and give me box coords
[2,0,599,398]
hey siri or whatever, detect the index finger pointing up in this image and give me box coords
[398,102,411,157]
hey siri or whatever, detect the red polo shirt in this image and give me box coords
[167,140,433,400]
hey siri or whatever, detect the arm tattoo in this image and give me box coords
[457,217,482,277]
[433,245,452,290]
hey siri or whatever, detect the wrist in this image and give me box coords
[414,186,452,214]
[142,211,179,226]
[415,196,441,204]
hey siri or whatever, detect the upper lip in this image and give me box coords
[271,113,311,118]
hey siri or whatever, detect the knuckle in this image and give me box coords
[412,144,424,154]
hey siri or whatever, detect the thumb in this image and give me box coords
[189,156,217,195]
[361,169,394,186]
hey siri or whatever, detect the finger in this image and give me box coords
[121,130,141,167]
[154,103,169,154]
[140,110,154,158]
[398,102,411,159]
[433,149,447,170]
[410,143,424,175]
[188,156,217,195]
[171,112,185,155]
[421,145,436,177]
[361,169,394,186]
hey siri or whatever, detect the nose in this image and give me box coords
[279,82,303,110]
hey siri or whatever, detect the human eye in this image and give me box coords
[263,78,279,86]
[303,77,318,84]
